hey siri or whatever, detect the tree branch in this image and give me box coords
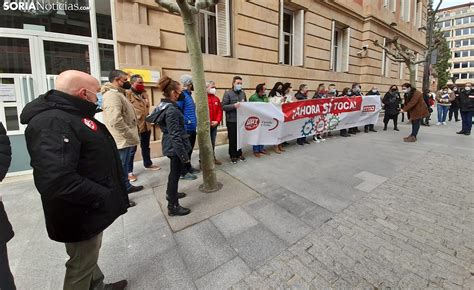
[434,0,443,13]
[155,0,181,14]
[195,0,218,10]
[373,39,407,62]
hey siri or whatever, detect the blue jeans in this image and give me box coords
[461,111,473,133]
[252,145,264,153]
[411,119,421,137]
[118,147,133,190]
[129,130,153,173]
[437,105,449,122]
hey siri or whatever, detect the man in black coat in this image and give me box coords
[0,121,15,290]
[457,82,474,136]
[20,70,129,290]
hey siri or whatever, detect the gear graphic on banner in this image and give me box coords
[314,115,328,133]
[328,115,340,131]
[300,119,315,136]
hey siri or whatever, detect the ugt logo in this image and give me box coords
[245,116,260,131]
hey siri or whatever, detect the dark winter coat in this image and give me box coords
[222,89,247,123]
[459,89,474,112]
[403,89,429,121]
[20,90,129,243]
[295,92,308,100]
[0,121,13,243]
[152,99,191,163]
[382,92,401,116]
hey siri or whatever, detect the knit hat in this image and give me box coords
[180,74,193,87]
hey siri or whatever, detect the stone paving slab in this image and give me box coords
[154,170,259,232]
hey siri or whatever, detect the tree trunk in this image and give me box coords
[408,63,417,88]
[179,4,220,192]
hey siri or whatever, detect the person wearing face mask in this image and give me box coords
[327,84,338,98]
[177,74,200,180]
[126,74,161,183]
[399,83,429,142]
[457,83,474,136]
[282,82,295,103]
[382,85,401,131]
[20,70,130,290]
[449,86,460,122]
[364,86,379,133]
[206,81,223,164]
[268,82,284,101]
[435,86,455,125]
[338,88,352,137]
[313,83,327,99]
[148,76,191,216]
[101,70,143,201]
[295,84,311,145]
[222,76,247,164]
[350,83,363,134]
[249,83,272,156]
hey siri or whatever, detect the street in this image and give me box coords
[1,117,473,289]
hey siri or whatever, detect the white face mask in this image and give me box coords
[466,87,471,91]
[402,88,408,93]
[209,88,217,95]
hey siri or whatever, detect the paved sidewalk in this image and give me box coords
[1,118,473,289]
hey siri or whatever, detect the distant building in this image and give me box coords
[437,2,474,85]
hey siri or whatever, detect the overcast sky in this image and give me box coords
[435,0,471,9]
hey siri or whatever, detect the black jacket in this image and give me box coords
[153,99,191,163]
[0,122,14,243]
[295,92,308,100]
[20,90,128,243]
[459,89,474,112]
[382,92,401,116]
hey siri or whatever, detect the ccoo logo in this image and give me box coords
[245,116,260,131]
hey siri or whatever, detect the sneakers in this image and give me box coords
[436,122,441,126]
[127,185,144,194]
[239,156,247,162]
[145,165,161,171]
[128,173,137,182]
[442,122,447,125]
[181,173,197,180]
[231,158,238,164]
[456,131,466,134]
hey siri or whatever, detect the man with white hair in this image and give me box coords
[20,70,129,290]
[178,74,199,180]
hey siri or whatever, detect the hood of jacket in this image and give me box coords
[20,90,97,125]
[154,99,176,125]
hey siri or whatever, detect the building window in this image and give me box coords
[443,31,451,38]
[455,29,461,36]
[99,44,115,78]
[461,62,468,68]
[279,3,304,66]
[197,0,231,56]
[453,62,460,69]
[400,0,411,22]
[330,21,350,72]
[460,73,468,79]
[198,7,217,55]
[384,0,396,12]
[470,61,474,68]
[456,18,463,25]
[96,0,113,40]
[444,20,451,27]
[399,62,405,80]
[0,37,31,74]
[282,10,293,65]
[453,73,459,80]
[414,0,422,28]
[462,51,469,57]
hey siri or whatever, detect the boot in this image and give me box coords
[105,280,128,290]
[214,158,222,165]
[383,124,387,131]
[364,127,369,133]
[253,152,262,158]
[403,136,416,142]
[168,204,191,216]
[394,127,399,131]
[278,144,286,152]
[273,145,282,154]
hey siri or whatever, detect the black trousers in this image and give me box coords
[182,131,196,176]
[0,243,15,290]
[167,156,183,207]
[449,104,459,121]
[226,122,242,159]
[383,114,398,128]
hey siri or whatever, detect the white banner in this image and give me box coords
[237,96,382,148]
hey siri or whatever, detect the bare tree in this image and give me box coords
[422,0,444,92]
[155,0,221,192]
[373,36,426,87]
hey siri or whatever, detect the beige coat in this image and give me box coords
[101,83,139,149]
[126,89,151,133]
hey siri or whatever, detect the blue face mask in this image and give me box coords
[234,84,242,92]
[96,93,104,109]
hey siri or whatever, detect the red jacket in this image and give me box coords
[208,93,223,124]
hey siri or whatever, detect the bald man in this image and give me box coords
[20,70,129,290]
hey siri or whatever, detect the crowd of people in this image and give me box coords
[0,68,472,290]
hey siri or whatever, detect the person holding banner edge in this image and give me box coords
[249,83,271,157]
[222,76,247,164]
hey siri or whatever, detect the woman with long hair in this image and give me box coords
[382,85,401,131]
